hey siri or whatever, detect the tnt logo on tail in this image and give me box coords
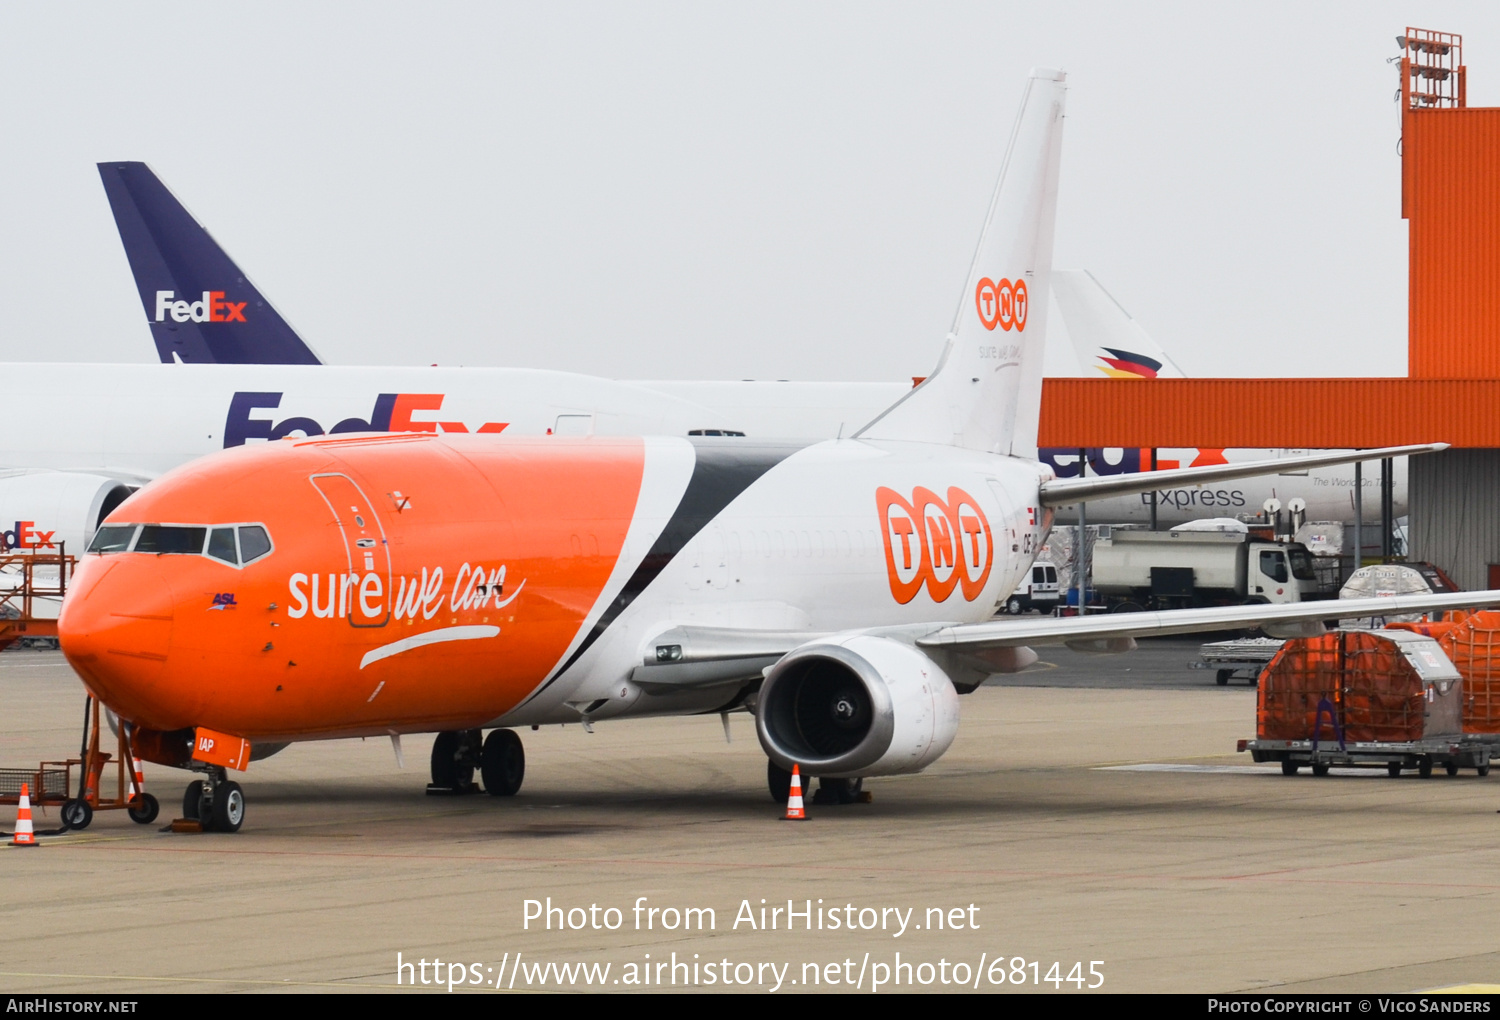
[974,277,1028,332]
[155,291,247,324]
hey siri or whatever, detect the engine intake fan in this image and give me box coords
[755,635,960,777]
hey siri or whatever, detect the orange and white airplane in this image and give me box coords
[56,70,1494,832]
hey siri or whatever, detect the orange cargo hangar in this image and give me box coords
[1037,28,1500,591]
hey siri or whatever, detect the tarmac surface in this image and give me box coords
[2,640,1498,994]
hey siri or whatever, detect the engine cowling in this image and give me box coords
[755,635,961,778]
[0,471,135,553]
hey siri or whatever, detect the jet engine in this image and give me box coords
[0,471,135,553]
[755,634,960,778]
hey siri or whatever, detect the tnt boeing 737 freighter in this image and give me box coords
[58,71,1487,832]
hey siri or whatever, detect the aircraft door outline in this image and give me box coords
[310,473,392,628]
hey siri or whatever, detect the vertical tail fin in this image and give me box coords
[97,162,323,365]
[856,69,1066,457]
[1053,269,1185,379]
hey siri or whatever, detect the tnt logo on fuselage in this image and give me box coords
[155,291,247,324]
[877,486,994,605]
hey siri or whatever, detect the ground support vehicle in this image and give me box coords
[1092,527,1320,611]
[1002,560,1060,614]
[0,695,161,831]
[1198,636,1283,685]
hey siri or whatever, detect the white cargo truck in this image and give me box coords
[1092,527,1320,610]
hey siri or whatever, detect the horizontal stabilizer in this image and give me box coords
[1039,443,1445,507]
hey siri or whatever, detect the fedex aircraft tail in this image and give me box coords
[97,162,323,366]
[856,69,1066,457]
[1053,270,1184,379]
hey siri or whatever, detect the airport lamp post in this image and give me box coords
[1149,448,1158,531]
[1380,457,1395,561]
[1353,460,1362,576]
[1077,448,1087,617]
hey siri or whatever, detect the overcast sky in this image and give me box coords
[0,2,1494,382]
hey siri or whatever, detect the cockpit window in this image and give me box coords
[88,522,272,566]
[238,525,273,564]
[135,526,207,555]
[88,525,138,554]
[206,528,238,565]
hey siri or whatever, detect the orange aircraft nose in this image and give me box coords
[59,555,190,731]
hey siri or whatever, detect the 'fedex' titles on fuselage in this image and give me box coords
[154,290,247,324]
[224,392,509,448]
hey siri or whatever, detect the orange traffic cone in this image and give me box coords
[10,783,37,847]
[131,757,146,797]
[784,764,807,821]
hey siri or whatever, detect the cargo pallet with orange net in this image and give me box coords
[1236,628,1494,777]
[0,694,160,830]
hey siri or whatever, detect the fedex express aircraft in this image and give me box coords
[97,163,1400,531]
[58,70,1479,832]
[0,152,1397,561]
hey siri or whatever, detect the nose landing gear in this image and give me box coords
[181,768,245,833]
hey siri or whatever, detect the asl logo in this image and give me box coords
[974,277,1028,332]
[208,593,238,611]
[155,290,247,324]
[877,486,993,604]
[1,521,56,551]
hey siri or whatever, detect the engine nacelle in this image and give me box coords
[755,635,961,778]
[0,471,135,553]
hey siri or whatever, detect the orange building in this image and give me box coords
[1036,29,1500,589]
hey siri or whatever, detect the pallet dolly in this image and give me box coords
[0,694,162,830]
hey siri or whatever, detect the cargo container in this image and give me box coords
[1239,629,1487,776]
[1437,610,1500,735]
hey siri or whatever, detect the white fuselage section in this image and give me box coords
[0,365,1403,563]
[494,437,1050,727]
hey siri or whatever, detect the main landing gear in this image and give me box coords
[429,729,526,797]
[182,768,245,833]
[766,760,866,806]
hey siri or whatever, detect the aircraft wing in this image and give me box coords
[631,589,1500,691]
[1039,443,1442,506]
[916,589,1500,652]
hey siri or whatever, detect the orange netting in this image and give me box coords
[1385,620,1459,641]
[1438,610,1500,734]
[1258,631,1427,743]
